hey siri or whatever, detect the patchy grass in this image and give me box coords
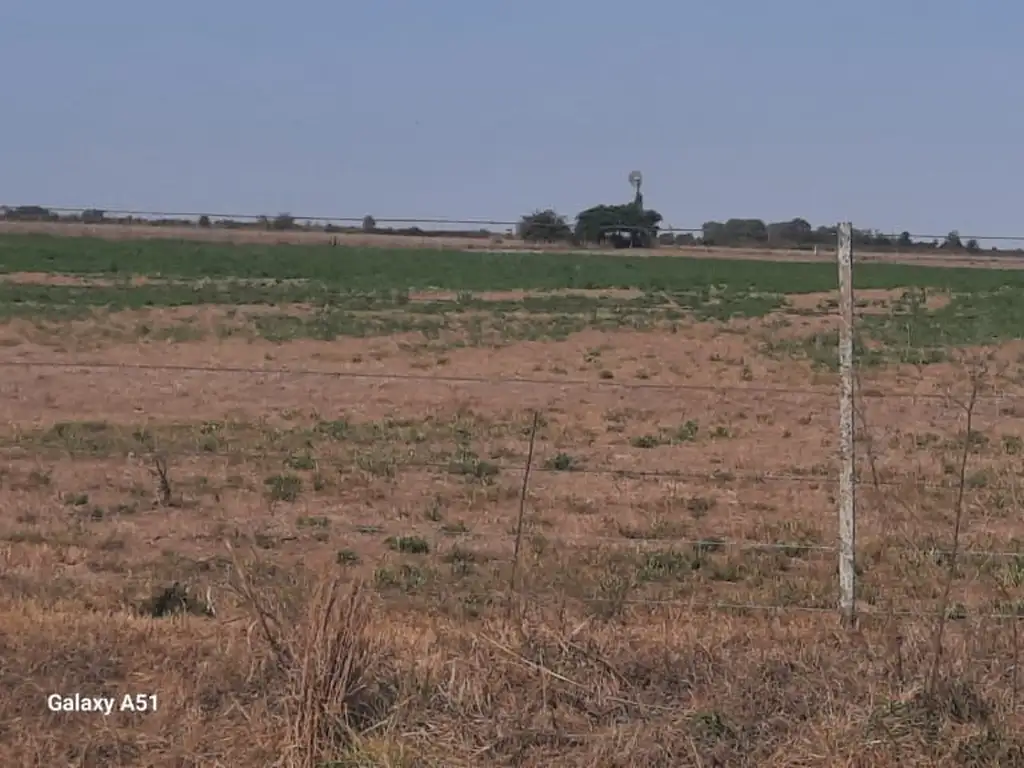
[5,241,1024,764]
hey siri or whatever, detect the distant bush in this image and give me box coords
[517,209,573,243]
[3,205,58,222]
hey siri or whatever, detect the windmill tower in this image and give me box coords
[629,170,643,210]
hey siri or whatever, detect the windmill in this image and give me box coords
[628,170,643,210]
[604,170,650,248]
[579,169,657,248]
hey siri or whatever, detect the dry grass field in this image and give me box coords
[2,233,1024,766]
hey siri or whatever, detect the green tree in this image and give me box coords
[702,218,768,246]
[943,230,963,250]
[701,221,727,246]
[766,218,812,246]
[574,204,662,246]
[517,209,572,243]
[271,213,296,231]
[4,205,55,222]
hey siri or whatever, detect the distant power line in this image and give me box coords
[4,206,526,228]
[4,205,1024,244]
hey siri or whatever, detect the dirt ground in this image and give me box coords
[4,219,1024,269]
[2,309,1024,766]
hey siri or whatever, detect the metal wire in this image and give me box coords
[3,359,1018,405]
[509,592,1024,621]
[3,207,523,228]
[9,208,1024,244]
[2,440,1009,492]
[3,206,709,232]
[428,531,1024,561]
[890,232,1024,244]
[7,441,1024,561]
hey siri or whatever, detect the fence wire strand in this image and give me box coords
[3,358,1021,404]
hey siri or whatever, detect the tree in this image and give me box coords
[4,205,54,222]
[271,213,297,230]
[574,204,662,246]
[702,218,769,246]
[198,215,211,228]
[854,228,895,249]
[362,215,376,233]
[943,230,963,250]
[966,238,980,253]
[766,218,812,246]
[702,221,727,246]
[517,209,572,243]
[726,218,768,243]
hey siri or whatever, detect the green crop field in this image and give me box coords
[5,232,1024,291]
[1,234,1023,358]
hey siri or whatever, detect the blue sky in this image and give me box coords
[1,1,1022,239]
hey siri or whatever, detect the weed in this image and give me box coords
[448,457,499,482]
[385,535,430,555]
[674,420,700,442]
[151,455,174,506]
[439,521,469,536]
[544,452,578,471]
[284,452,317,471]
[265,473,302,502]
[630,434,664,449]
[335,549,360,566]
[686,496,715,517]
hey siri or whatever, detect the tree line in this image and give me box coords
[0,206,500,241]
[0,204,1010,253]
[518,208,1001,253]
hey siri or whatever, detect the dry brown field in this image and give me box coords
[3,219,1024,270]
[1,266,1023,765]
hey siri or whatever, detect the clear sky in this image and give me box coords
[2,1,1022,239]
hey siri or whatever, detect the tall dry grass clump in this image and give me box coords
[228,544,392,768]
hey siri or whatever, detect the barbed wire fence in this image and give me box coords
[2,224,1023,635]
[2,368,1022,626]
[838,224,1024,638]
